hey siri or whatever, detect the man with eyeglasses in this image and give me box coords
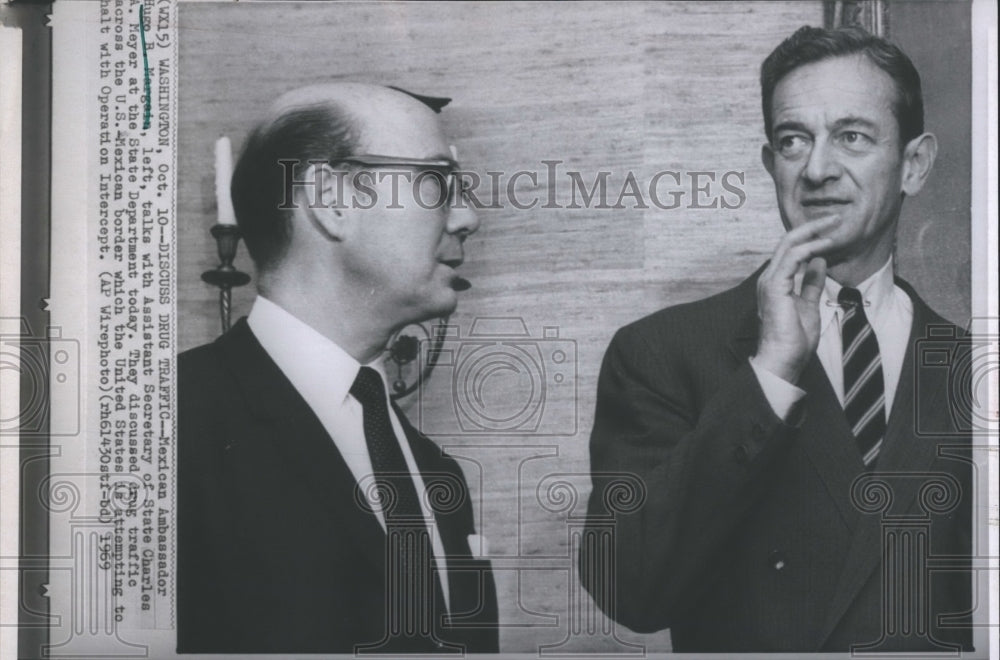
[177,83,498,654]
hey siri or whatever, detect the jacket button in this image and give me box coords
[751,422,764,438]
[768,550,786,571]
[733,444,749,464]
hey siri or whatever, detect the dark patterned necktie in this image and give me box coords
[350,366,448,643]
[838,287,886,467]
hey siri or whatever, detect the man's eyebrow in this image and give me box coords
[772,120,811,135]
[773,117,880,134]
[772,116,881,138]
[830,116,880,131]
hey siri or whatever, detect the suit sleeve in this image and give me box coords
[580,324,802,633]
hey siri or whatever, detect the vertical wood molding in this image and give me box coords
[825,0,889,36]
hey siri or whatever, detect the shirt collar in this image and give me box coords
[819,257,895,331]
[247,295,390,407]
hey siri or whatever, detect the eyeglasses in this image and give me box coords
[331,154,472,208]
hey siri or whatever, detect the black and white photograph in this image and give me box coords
[0,1,997,658]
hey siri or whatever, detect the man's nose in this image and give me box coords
[447,195,480,238]
[802,138,842,186]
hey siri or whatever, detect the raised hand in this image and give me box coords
[754,216,838,383]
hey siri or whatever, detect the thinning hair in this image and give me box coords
[761,25,924,145]
[230,104,360,273]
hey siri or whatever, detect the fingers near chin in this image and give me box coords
[797,215,840,240]
[803,256,827,284]
[800,257,828,301]
[774,217,837,264]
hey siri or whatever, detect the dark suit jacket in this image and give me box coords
[177,318,498,654]
[581,267,973,653]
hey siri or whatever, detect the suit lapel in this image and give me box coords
[797,356,866,528]
[727,271,952,646]
[392,401,441,477]
[875,281,951,487]
[728,294,862,529]
[218,319,387,571]
[392,402,485,612]
[391,401,471,553]
[818,282,948,646]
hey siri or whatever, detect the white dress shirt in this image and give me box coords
[248,295,450,608]
[751,258,913,422]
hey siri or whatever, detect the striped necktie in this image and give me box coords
[838,287,886,467]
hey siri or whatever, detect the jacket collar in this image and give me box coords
[819,277,960,646]
[215,319,388,569]
[725,265,960,645]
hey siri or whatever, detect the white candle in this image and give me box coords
[214,136,237,226]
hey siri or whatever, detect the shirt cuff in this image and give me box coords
[749,357,806,422]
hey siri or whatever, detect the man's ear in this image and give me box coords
[761,142,776,180]
[294,162,350,241]
[900,132,937,197]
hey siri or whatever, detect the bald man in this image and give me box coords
[177,84,499,654]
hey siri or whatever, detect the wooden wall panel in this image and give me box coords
[890,0,972,327]
[176,1,969,651]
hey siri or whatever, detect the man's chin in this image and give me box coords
[418,294,459,323]
[794,213,854,244]
[800,209,846,225]
[436,299,459,319]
